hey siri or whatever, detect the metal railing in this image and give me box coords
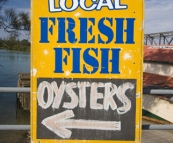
[144,31,173,45]
[1,87,173,95]
[0,125,30,130]
[0,87,30,92]
[1,125,173,130]
[0,87,173,130]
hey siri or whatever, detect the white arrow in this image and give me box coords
[41,110,121,139]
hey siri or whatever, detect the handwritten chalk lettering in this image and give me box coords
[37,81,134,114]
[90,82,104,109]
[117,82,133,114]
[104,82,117,110]
[37,81,54,109]
[39,17,135,44]
[77,82,90,108]
[41,110,121,139]
[63,82,78,109]
[48,0,127,12]
[51,81,65,109]
[54,48,120,74]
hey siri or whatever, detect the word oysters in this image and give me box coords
[37,81,134,115]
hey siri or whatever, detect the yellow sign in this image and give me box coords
[31,0,144,142]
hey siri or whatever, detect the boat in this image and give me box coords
[143,45,173,123]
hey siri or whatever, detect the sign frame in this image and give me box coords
[31,0,144,142]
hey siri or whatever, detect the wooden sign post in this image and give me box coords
[31,0,144,142]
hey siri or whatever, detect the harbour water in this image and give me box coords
[0,49,30,143]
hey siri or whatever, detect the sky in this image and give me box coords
[145,0,173,33]
[4,0,30,12]
[0,0,173,38]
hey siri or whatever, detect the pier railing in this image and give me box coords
[0,87,173,130]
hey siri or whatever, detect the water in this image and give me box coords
[0,49,30,143]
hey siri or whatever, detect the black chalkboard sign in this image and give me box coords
[37,78,136,140]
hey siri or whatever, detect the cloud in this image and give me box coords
[1,0,173,38]
[16,8,30,13]
[5,0,30,9]
[4,0,30,13]
[145,0,173,33]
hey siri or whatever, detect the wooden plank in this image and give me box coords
[142,116,171,124]
[23,94,30,110]
[144,62,173,77]
[18,73,30,80]
[143,94,173,123]
[17,73,30,110]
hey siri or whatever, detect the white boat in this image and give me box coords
[143,45,173,123]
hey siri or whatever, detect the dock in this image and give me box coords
[17,73,30,110]
[142,120,173,143]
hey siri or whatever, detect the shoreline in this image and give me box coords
[0,49,30,53]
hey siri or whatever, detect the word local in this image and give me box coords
[37,81,134,115]
[39,17,135,44]
[49,0,128,12]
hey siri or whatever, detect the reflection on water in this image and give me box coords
[0,49,30,143]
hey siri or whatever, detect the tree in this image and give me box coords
[2,35,30,52]
[0,38,3,48]
[0,0,7,10]
[21,39,30,46]
[0,0,30,38]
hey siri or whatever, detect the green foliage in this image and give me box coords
[0,0,30,51]
[1,36,30,52]
[0,0,30,37]
[21,39,30,46]
[0,38,3,48]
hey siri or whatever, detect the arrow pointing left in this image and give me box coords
[41,110,121,139]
